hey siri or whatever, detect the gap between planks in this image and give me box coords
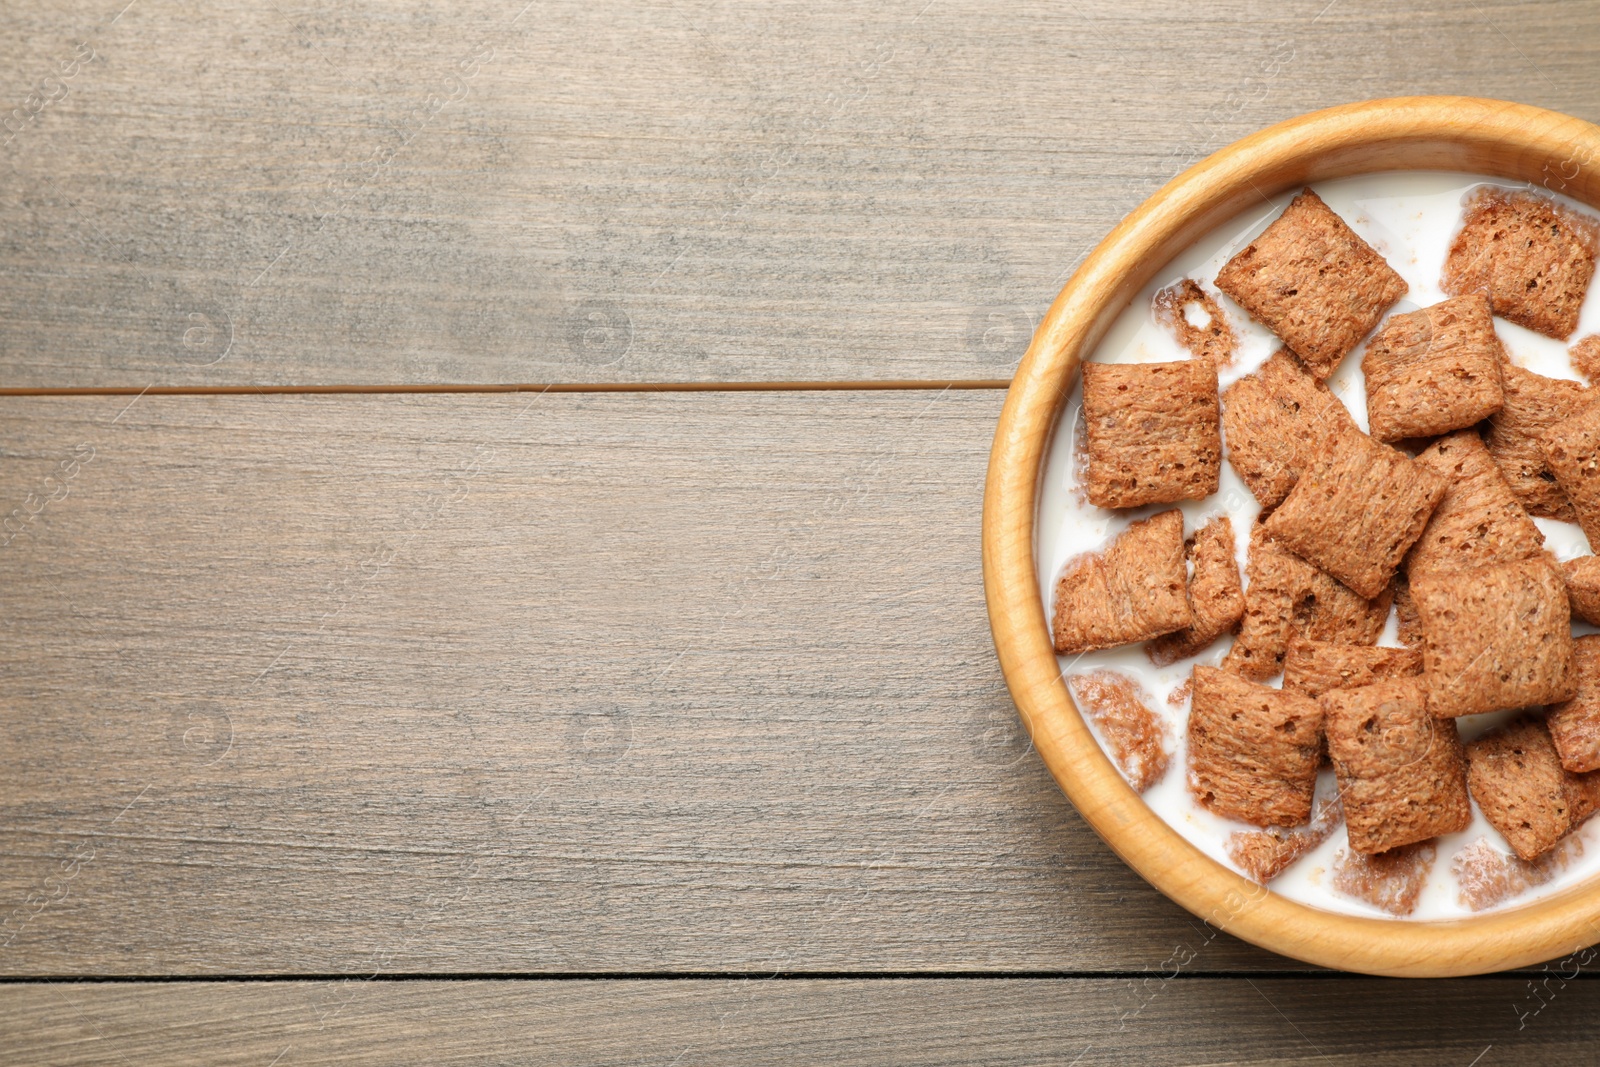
[0,970,1581,982]
[0,971,1342,984]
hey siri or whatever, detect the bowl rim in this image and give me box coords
[982,96,1600,977]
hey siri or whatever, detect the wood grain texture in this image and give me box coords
[4,977,1598,1065]
[3,0,1600,385]
[0,390,1301,974]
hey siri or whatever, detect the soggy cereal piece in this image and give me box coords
[1541,401,1600,549]
[1187,666,1323,827]
[1412,558,1575,718]
[1562,556,1600,626]
[1393,574,1424,648]
[1330,842,1435,917]
[1081,359,1222,509]
[1052,510,1191,655]
[1226,795,1342,884]
[1442,187,1599,340]
[1362,295,1506,442]
[1549,636,1600,774]
[1069,400,1091,506]
[1322,679,1471,853]
[1282,641,1423,698]
[1215,189,1406,378]
[1467,714,1600,861]
[1068,670,1171,792]
[1153,278,1238,368]
[1453,835,1580,912]
[1222,525,1391,681]
[1167,677,1194,709]
[1262,426,1447,599]
[1405,430,1544,577]
[1147,516,1245,666]
[1220,349,1358,508]
[1572,336,1600,383]
[1484,364,1591,520]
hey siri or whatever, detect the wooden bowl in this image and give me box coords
[982,96,1600,977]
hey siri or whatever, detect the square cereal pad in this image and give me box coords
[1563,556,1600,626]
[1550,635,1600,774]
[1485,364,1591,520]
[1412,558,1575,718]
[1221,348,1357,508]
[1261,426,1447,600]
[1081,358,1221,509]
[1187,665,1322,828]
[1540,400,1600,549]
[1361,294,1505,443]
[1323,678,1471,854]
[1405,430,1544,578]
[1051,510,1191,655]
[1222,523,1391,681]
[1215,188,1407,379]
[1467,714,1600,861]
[1146,515,1244,666]
[1443,187,1600,340]
[1282,641,1423,699]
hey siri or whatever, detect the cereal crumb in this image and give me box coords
[1153,278,1238,368]
[1069,402,1091,507]
[1330,842,1436,917]
[1572,336,1600,383]
[1452,835,1580,912]
[1226,796,1342,884]
[1068,669,1171,793]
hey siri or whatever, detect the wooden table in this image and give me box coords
[4,2,1600,1062]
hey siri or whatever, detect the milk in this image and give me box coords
[1036,171,1600,920]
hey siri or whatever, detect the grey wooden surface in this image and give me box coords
[2,0,1599,385]
[7,0,1600,1062]
[3,978,1596,1066]
[0,390,1300,974]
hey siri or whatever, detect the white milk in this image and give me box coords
[1036,171,1600,920]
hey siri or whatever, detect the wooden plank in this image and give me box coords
[0,389,1313,974]
[3,0,1599,385]
[4,977,1597,1065]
